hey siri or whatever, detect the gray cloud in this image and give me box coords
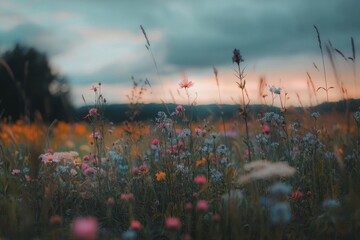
[0,23,81,57]
[163,0,360,68]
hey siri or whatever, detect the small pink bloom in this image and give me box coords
[245,149,250,157]
[89,108,98,116]
[89,132,102,139]
[81,163,89,170]
[195,128,203,136]
[83,155,90,161]
[183,234,192,240]
[262,124,270,134]
[185,202,193,211]
[47,148,53,154]
[178,141,184,148]
[49,215,62,225]
[293,146,299,153]
[292,190,304,199]
[212,213,221,222]
[194,175,207,185]
[152,138,159,146]
[130,220,142,230]
[196,200,209,212]
[179,78,194,89]
[176,105,185,113]
[165,217,182,230]
[25,175,31,182]
[84,167,96,176]
[11,169,21,175]
[120,193,135,202]
[71,217,98,240]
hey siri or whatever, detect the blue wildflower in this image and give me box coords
[271,202,291,224]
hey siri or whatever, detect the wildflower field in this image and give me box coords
[1,34,360,240]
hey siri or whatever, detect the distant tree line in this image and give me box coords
[0,44,73,122]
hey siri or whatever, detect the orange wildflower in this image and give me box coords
[155,171,166,181]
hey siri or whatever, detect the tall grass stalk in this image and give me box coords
[233,48,252,161]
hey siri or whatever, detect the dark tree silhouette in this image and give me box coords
[0,44,73,122]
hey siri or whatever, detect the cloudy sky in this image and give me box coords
[1,0,359,107]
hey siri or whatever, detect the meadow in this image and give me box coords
[1,34,360,240]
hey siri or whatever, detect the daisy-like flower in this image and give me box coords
[179,78,194,89]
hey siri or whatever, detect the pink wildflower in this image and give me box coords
[196,200,209,212]
[195,128,203,136]
[152,138,159,146]
[120,193,135,201]
[212,213,221,222]
[11,169,21,175]
[89,108,97,116]
[292,190,304,199]
[194,175,207,185]
[176,105,185,113]
[71,217,98,240]
[83,155,90,161]
[130,220,142,230]
[81,163,89,170]
[49,215,62,225]
[165,217,182,230]
[185,202,193,211]
[263,124,270,134]
[179,78,194,89]
[84,167,96,176]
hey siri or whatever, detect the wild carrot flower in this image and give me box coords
[156,171,166,181]
[194,175,207,185]
[196,200,209,212]
[71,217,98,240]
[165,217,182,230]
[130,220,142,230]
[179,78,194,89]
